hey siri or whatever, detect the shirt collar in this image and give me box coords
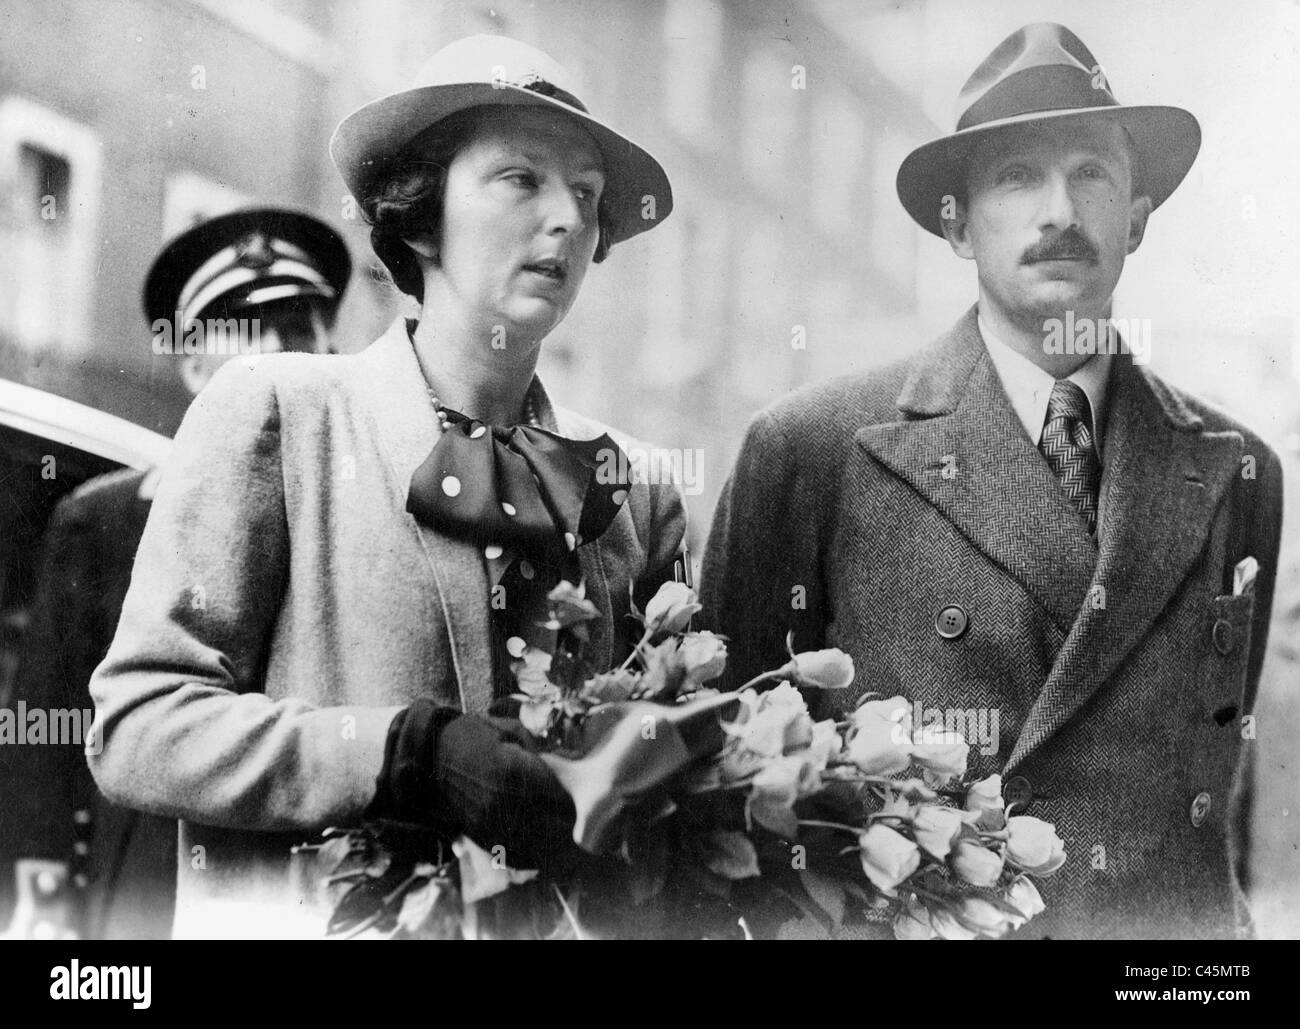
[977,310,1111,459]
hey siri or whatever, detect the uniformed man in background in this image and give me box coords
[0,208,351,939]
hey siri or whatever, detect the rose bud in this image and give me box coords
[806,719,842,773]
[759,681,808,711]
[857,824,921,897]
[950,838,1005,887]
[964,773,1006,830]
[1006,816,1067,876]
[850,695,912,733]
[679,631,728,685]
[911,805,964,860]
[930,906,979,941]
[1004,875,1046,921]
[957,896,1018,939]
[643,581,702,636]
[750,756,802,809]
[791,648,855,690]
[846,717,912,776]
[845,696,912,775]
[910,722,969,787]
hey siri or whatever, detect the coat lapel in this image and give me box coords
[353,319,496,714]
[351,320,617,710]
[1006,355,1244,770]
[856,307,1098,635]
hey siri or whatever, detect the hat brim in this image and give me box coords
[144,207,351,326]
[896,105,1201,237]
[330,82,672,248]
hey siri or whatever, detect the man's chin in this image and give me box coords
[1016,281,1105,321]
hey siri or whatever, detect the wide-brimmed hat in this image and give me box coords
[144,208,351,327]
[330,34,673,247]
[897,22,1200,237]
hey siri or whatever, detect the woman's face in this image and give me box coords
[427,105,606,343]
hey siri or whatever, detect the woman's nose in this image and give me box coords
[540,180,587,235]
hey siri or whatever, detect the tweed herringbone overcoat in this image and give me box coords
[88,318,687,938]
[702,307,1283,940]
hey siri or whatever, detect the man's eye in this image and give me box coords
[1078,165,1106,180]
[999,167,1028,185]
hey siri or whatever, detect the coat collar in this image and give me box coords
[351,318,616,711]
[857,306,1099,637]
[855,306,1242,770]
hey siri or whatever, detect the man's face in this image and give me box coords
[945,117,1150,330]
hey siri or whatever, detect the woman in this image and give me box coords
[88,35,685,938]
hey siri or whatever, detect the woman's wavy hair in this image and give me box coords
[360,105,613,303]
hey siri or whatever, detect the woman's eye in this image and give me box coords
[573,184,599,204]
[504,170,537,188]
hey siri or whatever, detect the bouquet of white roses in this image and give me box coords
[315,580,1065,940]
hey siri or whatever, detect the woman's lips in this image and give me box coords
[520,262,568,291]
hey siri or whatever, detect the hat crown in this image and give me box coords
[955,22,1117,130]
[409,34,590,111]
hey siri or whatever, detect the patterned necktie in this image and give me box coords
[1039,380,1100,536]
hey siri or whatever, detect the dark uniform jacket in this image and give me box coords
[702,306,1283,940]
[0,467,176,939]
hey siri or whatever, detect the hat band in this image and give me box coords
[516,77,588,113]
[957,64,1118,132]
[181,259,333,325]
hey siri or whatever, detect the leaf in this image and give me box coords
[395,877,462,939]
[453,836,538,904]
[750,797,799,838]
[317,834,360,875]
[799,869,847,930]
[700,831,761,880]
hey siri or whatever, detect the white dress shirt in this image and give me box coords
[978,311,1113,538]
[978,311,1111,458]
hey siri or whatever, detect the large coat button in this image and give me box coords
[1211,619,1235,655]
[935,605,968,639]
[1004,775,1033,811]
[1190,791,1212,827]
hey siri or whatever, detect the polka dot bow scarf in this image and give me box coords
[406,406,632,694]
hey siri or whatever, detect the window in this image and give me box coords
[160,170,249,240]
[812,89,866,235]
[0,96,101,351]
[662,0,723,140]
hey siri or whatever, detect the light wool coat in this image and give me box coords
[89,318,687,938]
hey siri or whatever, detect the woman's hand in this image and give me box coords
[370,701,577,874]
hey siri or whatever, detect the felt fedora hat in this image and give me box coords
[896,22,1200,237]
[144,207,351,327]
[330,34,673,247]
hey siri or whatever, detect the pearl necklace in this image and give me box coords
[427,388,542,432]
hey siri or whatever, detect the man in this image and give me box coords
[703,23,1283,939]
[0,208,350,939]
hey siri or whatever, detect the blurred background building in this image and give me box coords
[2,0,1297,934]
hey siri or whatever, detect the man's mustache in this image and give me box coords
[1022,228,1099,264]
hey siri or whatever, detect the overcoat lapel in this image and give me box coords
[352,319,617,710]
[1006,356,1244,769]
[354,320,496,714]
[856,308,1097,635]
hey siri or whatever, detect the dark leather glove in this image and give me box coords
[368,701,577,874]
